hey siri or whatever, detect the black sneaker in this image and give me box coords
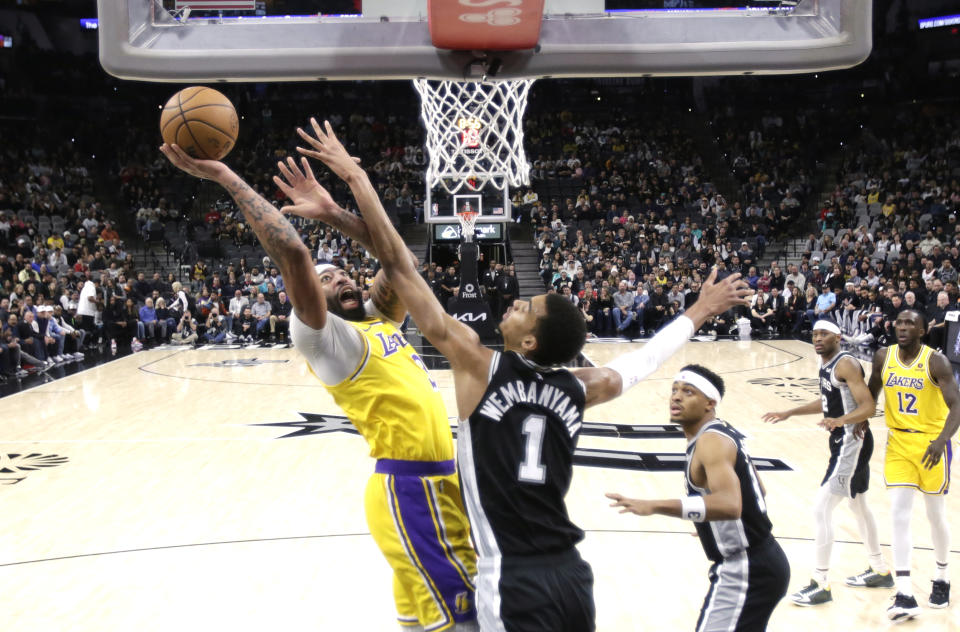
[887,592,920,621]
[929,580,950,609]
[846,567,895,588]
[790,579,833,606]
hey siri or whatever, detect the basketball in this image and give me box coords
[159,86,239,160]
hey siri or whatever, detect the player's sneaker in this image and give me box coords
[790,580,833,606]
[929,580,950,608]
[887,593,920,621]
[846,567,895,588]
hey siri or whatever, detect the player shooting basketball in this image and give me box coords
[159,141,479,632]
[291,119,751,632]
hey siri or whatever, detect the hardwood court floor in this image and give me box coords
[1,339,958,631]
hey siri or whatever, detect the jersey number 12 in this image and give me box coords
[896,391,918,415]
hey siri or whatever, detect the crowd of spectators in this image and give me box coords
[788,102,960,351]
[2,41,959,385]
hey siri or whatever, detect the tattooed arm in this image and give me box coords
[272,155,407,323]
[160,144,328,329]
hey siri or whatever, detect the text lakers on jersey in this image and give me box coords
[881,344,948,434]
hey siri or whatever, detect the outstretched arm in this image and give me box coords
[574,267,751,407]
[297,120,492,415]
[762,399,823,424]
[607,433,741,520]
[159,144,326,330]
[275,154,408,323]
[274,156,375,255]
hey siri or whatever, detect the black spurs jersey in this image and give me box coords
[457,351,586,559]
[820,351,861,419]
[819,351,873,496]
[685,420,773,563]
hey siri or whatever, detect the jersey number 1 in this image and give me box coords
[518,414,547,484]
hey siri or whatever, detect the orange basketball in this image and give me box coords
[159,86,239,160]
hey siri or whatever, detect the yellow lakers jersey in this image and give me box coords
[321,317,454,461]
[882,344,948,434]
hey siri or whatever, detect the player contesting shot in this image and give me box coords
[291,119,751,632]
[159,141,479,632]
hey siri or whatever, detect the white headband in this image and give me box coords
[812,319,841,335]
[315,263,336,276]
[673,370,722,403]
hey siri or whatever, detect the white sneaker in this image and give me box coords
[72,352,85,360]
[54,355,66,363]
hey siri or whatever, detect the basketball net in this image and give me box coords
[414,79,534,194]
[457,210,479,243]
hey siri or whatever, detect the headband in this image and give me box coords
[673,370,722,403]
[315,263,336,276]
[812,319,841,335]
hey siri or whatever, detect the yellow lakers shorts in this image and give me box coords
[364,459,477,631]
[884,429,952,495]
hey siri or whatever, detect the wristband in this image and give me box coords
[681,495,706,522]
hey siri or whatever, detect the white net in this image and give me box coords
[457,211,478,242]
[414,78,534,195]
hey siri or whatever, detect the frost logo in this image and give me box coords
[0,453,69,485]
[441,226,461,240]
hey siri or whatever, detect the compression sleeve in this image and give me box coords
[603,315,695,394]
[289,310,366,385]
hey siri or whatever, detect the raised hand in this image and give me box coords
[159,144,229,183]
[295,118,362,181]
[273,156,340,223]
[697,267,751,316]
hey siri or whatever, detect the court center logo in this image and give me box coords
[0,453,69,485]
[252,414,792,473]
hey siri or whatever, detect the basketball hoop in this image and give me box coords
[457,210,479,243]
[414,79,533,194]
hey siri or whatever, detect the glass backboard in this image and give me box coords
[97,1,871,82]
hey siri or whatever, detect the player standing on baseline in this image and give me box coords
[293,119,751,632]
[159,142,478,632]
[607,365,790,632]
[763,319,892,606]
[868,309,960,621]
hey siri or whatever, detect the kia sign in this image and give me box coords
[448,298,497,338]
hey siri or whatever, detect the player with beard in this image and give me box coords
[160,143,478,632]
[292,120,751,632]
